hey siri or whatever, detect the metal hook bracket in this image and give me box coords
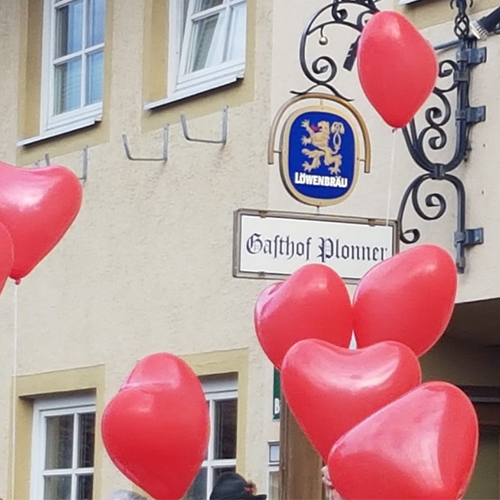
[34,147,88,182]
[34,154,51,167]
[180,106,228,145]
[79,147,88,182]
[122,124,169,162]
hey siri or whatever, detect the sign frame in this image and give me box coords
[279,104,362,206]
[268,93,372,207]
[273,368,281,420]
[233,208,399,285]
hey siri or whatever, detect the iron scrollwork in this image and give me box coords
[293,0,380,99]
[297,0,485,272]
[398,0,485,273]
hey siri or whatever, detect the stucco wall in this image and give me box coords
[0,0,499,498]
[0,0,278,497]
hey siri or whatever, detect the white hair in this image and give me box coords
[108,489,148,500]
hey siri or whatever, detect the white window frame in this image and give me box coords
[40,0,104,135]
[164,0,246,105]
[267,442,280,500]
[29,394,96,500]
[198,377,238,498]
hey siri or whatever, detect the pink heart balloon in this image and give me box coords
[102,353,209,500]
[354,244,457,357]
[358,11,438,128]
[282,339,421,461]
[0,162,82,283]
[329,382,478,500]
[255,264,353,370]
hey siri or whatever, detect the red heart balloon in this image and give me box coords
[357,11,438,128]
[0,162,83,283]
[254,264,353,370]
[329,382,478,500]
[282,339,421,461]
[121,351,185,389]
[353,244,457,357]
[102,353,209,500]
[0,223,14,296]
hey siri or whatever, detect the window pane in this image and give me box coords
[54,58,82,114]
[196,0,224,12]
[188,14,224,72]
[269,443,280,464]
[86,50,103,105]
[55,1,83,57]
[204,401,209,460]
[45,415,74,469]
[269,471,280,500]
[181,0,190,39]
[78,413,96,468]
[184,467,207,500]
[44,475,72,500]
[225,2,246,62]
[77,474,93,500]
[213,466,236,484]
[214,398,237,460]
[87,0,105,46]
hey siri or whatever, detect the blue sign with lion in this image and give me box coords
[281,109,358,205]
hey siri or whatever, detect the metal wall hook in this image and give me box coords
[34,153,51,167]
[180,106,228,145]
[34,148,88,182]
[79,147,88,182]
[122,124,169,162]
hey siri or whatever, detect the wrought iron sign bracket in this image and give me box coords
[398,0,486,274]
[456,228,484,247]
[293,0,487,272]
[460,45,486,65]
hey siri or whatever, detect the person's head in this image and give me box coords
[210,472,267,500]
[108,490,148,500]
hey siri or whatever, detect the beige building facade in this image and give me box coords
[0,0,498,499]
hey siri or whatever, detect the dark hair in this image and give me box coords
[210,472,267,500]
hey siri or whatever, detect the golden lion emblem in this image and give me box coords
[301,120,345,175]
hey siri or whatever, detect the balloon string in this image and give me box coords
[385,129,397,226]
[11,284,18,500]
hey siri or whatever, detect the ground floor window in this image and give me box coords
[268,442,280,500]
[30,394,96,500]
[185,376,238,500]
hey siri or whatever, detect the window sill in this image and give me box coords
[17,116,102,147]
[144,73,244,111]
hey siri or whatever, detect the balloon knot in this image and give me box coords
[14,279,21,286]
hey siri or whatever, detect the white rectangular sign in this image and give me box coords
[233,209,398,283]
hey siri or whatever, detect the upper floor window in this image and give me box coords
[30,394,96,500]
[41,0,105,132]
[169,0,247,101]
